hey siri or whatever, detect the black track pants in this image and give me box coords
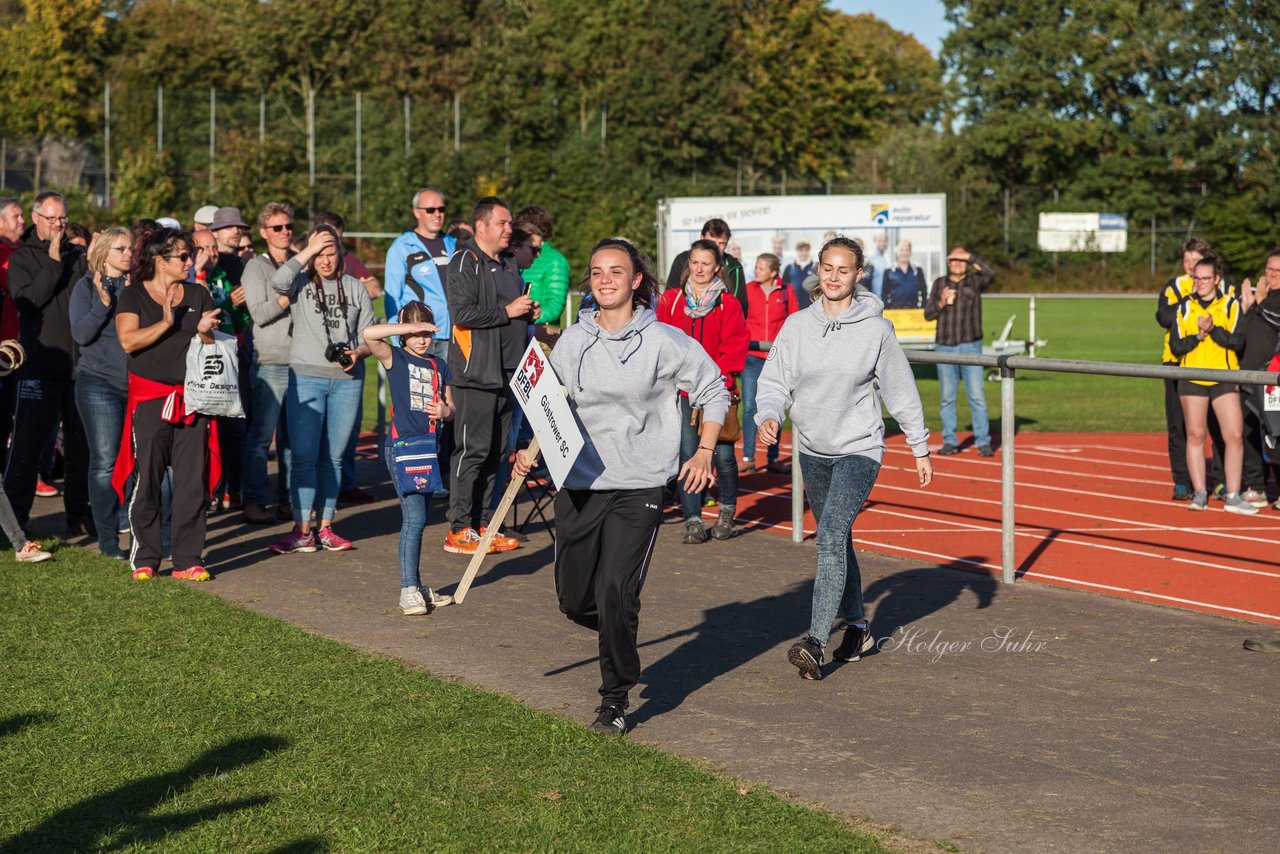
[554,487,663,707]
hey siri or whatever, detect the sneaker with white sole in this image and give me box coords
[316,527,353,551]
[427,589,454,608]
[1223,493,1260,515]
[1187,490,1208,511]
[831,622,875,662]
[269,526,318,554]
[399,586,430,616]
[15,542,52,563]
[1241,488,1269,508]
[787,635,825,680]
[588,704,627,736]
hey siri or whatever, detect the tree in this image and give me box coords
[0,0,108,188]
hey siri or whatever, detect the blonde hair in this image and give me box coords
[88,226,130,275]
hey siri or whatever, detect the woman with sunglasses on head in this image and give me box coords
[113,227,223,581]
[656,238,749,544]
[268,225,374,554]
[1170,254,1255,514]
[513,237,728,736]
[756,236,933,680]
[70,226,133,559]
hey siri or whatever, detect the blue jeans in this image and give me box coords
[244,363,292,506]
[677,395,738,520]
[74,373,129,551]
[385,440,434,590]
[340,361,367,491]
[799,451,881,641]
[936,340,990,447]
[740,355,777,465]
[287,373,362,524]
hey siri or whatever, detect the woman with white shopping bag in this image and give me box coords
[113,226,223,581]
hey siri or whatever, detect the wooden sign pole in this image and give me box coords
[453,437,540,605]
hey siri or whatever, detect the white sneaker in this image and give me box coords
[427,590,454,608]
[399,586,429,616]
[1223,493,1260,515]
[1241,488,1269,508]
[15,542,52,563]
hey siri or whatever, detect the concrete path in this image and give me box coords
[33,469,1280,853]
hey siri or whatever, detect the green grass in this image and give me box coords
[0,547,893,853]
[910,296,1164,433]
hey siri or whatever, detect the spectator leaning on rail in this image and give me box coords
[69,226,133,560]
[113,226,223,581]
[1235,251,1280,510]
[268,225,374,555]
[384,188,455,361]
[740,252,796,475]
[666,218,749,318]
[1169,254,1255,515]
[1156,236,1230,501]
[240,202,297,525]
[513,205,571,329]
[3,190,93,533]
[922,245,995,457]
[443,196,532,556]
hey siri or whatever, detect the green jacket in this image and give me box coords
[523,241,571,325]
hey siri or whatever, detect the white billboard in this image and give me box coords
[657,194,948,301]
[1037,213,1128,253]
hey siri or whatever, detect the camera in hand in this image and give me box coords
[324,342,353,369]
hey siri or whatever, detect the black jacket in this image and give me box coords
[8,225,87,380]
[445,237,528,389]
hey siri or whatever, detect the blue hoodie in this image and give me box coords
[548,306,730,490]
[754,294,930,462]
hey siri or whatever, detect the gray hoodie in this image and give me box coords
[754,295,930,462]
[271,257,374,380]
[548,306,730,491]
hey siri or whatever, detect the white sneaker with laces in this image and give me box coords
[427,589,454,608]
[399,586,429,616]
[15,542,52,563]
[1223,493,1260,516]
[1241,488,1269,508]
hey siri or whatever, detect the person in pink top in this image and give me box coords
[741,253,797,474]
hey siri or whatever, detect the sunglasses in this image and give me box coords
[415,206,446,214]
[266,223,294,233]
[166,252,192,263]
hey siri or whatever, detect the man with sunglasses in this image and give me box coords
[3,191,92,533]
[240,202,298,524]
[384,188,455,361]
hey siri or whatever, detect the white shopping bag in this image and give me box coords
[184,332,244,418]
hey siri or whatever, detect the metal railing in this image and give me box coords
[787,353,1280,584]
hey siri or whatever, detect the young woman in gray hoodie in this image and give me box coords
[755,237,934,681]
[514,237,729,736]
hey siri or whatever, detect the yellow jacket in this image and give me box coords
[1170,293,1243,385]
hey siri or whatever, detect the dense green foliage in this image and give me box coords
[0,1,1275,287]
[0,546,893,852]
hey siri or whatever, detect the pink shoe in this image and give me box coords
[316,527,352,551]
[172,566,211,582]
[269,526,318,555]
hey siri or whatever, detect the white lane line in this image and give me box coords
[1014,446,1170,473]
[887,450,1170,487]
[847,539,1280,623]
[861,506,1280,579]
[1066,443,1170,458]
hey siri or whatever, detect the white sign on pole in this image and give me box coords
[1037,213,1128,253]
[509,339,583,489]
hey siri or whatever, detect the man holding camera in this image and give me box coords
[924,246,996,457]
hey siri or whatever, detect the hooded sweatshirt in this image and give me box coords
[548,306,730,491]
[754,295,930,462]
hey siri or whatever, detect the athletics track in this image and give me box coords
[725,432,1280,628]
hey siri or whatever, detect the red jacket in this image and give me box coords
[744,276,796,358]
[0,243,18,341]
[656,287,748,391]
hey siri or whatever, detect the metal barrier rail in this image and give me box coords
[785,352,1280,584]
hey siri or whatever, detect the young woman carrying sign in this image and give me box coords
[514,237,729,736]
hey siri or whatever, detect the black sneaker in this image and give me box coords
[682,519,708,544]
[938,443,960,456]
[787,636,825,680]
[832,623,875,662]
[589,704,627,736]
[977,445,995,458]
[1171,483,1193,501]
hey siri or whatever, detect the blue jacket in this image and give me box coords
[384,231,456,337]
[69,272,127,390]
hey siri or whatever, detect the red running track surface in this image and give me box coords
[724,432,1280,627]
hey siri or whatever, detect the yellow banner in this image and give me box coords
[883,309,936,344]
